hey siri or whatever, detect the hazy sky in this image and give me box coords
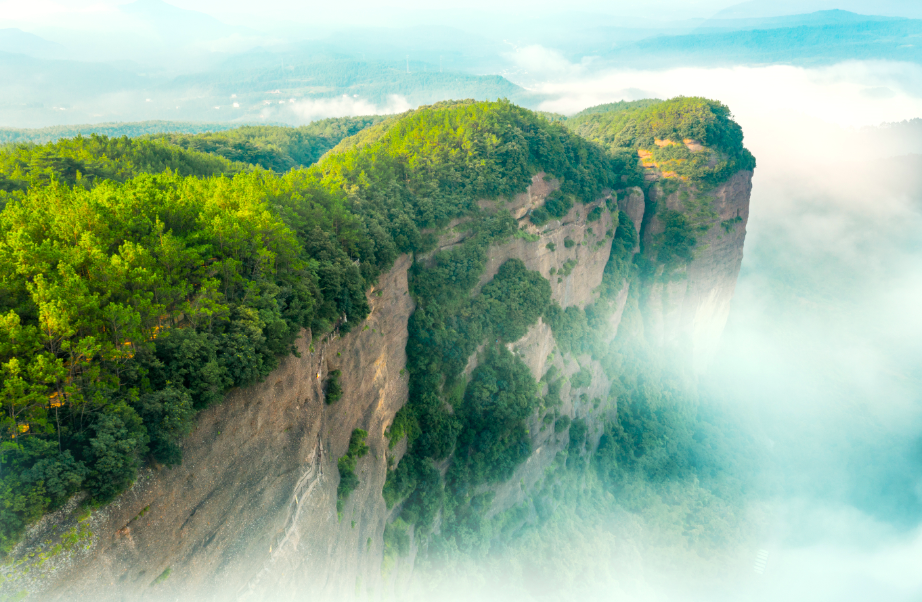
[0,0,733,25]
[6,0,922,31]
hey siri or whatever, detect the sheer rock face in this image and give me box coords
[19,170,751,602]
[642,170,753,371]
[31,256,414,602]
[476,173,622,309]
[471,175,640,519]
[618,187,645,241]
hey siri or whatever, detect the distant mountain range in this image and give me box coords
[3,5,922,127]
[0,28,68,59]
[0,49,531,127]
[713,0,922,19]
[695,8,901,32]
[596,10,922,68]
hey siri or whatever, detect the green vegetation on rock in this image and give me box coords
[325,370,343,404]
[383,517,411,560]
[529,192,574,226]
[383,253,554,526]
[448,346,541,492]
[337,429,369,516]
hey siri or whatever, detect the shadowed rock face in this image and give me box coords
[12,169,751,602]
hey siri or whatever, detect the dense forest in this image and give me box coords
[0,121,240,145]
[0,134,243,197]
[0,116,393,200]
[0,97,756,568]
[144,116,389,172]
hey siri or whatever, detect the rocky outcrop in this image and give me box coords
[477,174,622,309]
[641,170,753,371]
[617,187,645,241]
[462,175,639,520]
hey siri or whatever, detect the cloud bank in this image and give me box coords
[286,94,412,124]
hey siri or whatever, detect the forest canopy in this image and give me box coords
[0,121,241,145]
[566,96,756,183]
[144,115,390,172]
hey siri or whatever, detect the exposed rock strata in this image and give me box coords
[477,173,621,309]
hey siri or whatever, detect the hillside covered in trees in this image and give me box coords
[0,121,240,145]
[0,115,393,196]
[144,115,390,172]
[0,97,757,578]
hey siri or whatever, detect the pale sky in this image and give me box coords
[5,0,922,39]
[6,0,922,36]
[0,0,743,42]
[0,0,734,24]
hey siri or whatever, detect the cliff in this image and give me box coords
[1,165,750,601]
[642,171,753,371]
[3,259,415,601]
[0,98,754,602]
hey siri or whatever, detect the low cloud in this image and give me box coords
[533,62,922,125]
[506,45,577,76]
[749,502,922,602]
[287,94,412,123]
[502,44,602,83]
[522,58,922,601]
